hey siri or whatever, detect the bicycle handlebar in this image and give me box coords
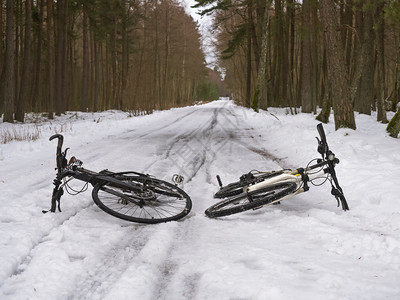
[49,134,67,174]
[50,134,63,156]
[315,123,349,211]
[317,123,327,145]
[316,123,329,157]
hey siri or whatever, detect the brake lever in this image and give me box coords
[316,137,323,155]
[331,185,350,211]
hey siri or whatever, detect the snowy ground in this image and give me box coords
[1,100,400,300]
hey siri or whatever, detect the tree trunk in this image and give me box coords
[2,0,16,123]
[287,0,296,112]
[316,48,331,123]
[121,9,129,109]
[245,1,252,108]
[81,8,89,111]
[300,0,313,113]
[353,6,375,115]
[251,0,271,111]
[275,0,288,106]
[15,0,32,122]
[47,0,55,119]
[375,0,388,123]
[0,3,4,83]
[310,0,319,112]
[320,0,356,130]
[31,0,43,112]
[340,0,353,74]
[387,106,400,138]
[92,33,99,112]
[55,0,64,115]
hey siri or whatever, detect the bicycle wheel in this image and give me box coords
[206,182,297,218]
[214,171,284,199]
[92,176,192,224]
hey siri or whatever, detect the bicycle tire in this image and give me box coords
[206,182,297,218]
[214,171,284,199]
[92,176,192,224]
[214,180,248,199]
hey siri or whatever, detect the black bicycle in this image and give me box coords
[44,134,192,224]
[205,123,349,218]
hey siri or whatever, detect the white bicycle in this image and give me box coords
[205,124,349,218]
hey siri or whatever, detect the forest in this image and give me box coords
[195,0,400,135]
[0,0,210,122]
[1,0,400,137]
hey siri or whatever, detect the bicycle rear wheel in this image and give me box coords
[206,182,297,218]
[92,176,192,224]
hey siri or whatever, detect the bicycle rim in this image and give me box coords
[92,177,192,224]
[206,182,297,218]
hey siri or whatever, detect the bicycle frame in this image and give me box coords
[246,166,328,206]
[44,134,193,223]
[45,134,153,213]
[249,123,348,210]
[205,123,349,219]
[247,162,328,194]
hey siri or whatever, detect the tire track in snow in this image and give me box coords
[144,103,243,184]
[70,225,154,300]
[79,103,240,299]
[137,103,298,299]
[1,109,206,297]
[1,109,206,296]
[151,216,206,300]
[128,103,275,299]
[1,102,296,299]
[0,200,96,287]
[93,222,182,300]
[68,105,230,299]
[114,109,201,141]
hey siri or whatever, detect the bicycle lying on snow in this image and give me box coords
[205,123,349,218]
[44,134,192,224]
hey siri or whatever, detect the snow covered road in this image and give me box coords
[1,101,400,299]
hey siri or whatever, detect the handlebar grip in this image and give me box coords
[49,134,64,156]
[49,134,63,141]
[317,123,327,144]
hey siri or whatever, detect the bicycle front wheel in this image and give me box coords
[92,177,192,224]
[205,182,297,218]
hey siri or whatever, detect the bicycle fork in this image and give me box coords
[43,175,64,213]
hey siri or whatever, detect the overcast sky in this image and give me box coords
[180,0,218,68]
